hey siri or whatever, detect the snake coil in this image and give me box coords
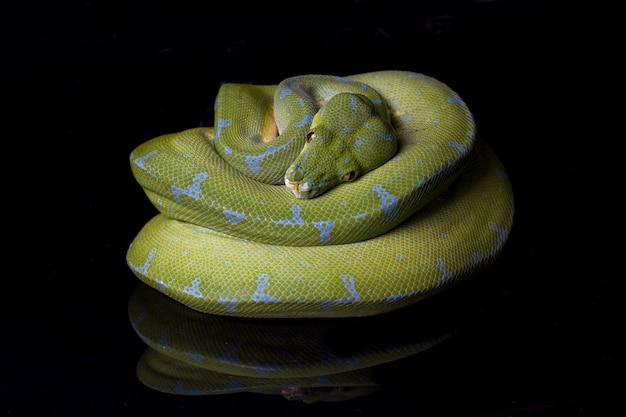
[127,70,514,318]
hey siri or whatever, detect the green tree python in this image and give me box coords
[127,70,514,318]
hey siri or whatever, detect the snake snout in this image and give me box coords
[285,166,314,199]
[284,176,312,199]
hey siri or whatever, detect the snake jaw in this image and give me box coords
[284,175,311,199]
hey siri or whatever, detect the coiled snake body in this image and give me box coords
[127,70,514,318]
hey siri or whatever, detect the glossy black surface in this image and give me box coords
[2,1,619,415]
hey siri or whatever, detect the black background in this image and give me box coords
[1,0,620,416]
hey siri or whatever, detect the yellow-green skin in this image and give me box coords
[127,70,514,318]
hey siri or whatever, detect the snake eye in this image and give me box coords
[341,171,357,182]
[306,128,316,143]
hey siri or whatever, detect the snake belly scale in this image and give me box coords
[127,70,514,318]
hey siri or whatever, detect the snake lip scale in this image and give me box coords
[284,176,309,199]
[127,70,515,318]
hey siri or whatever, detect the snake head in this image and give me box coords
[284,122,363,199]
[284,93,397,199]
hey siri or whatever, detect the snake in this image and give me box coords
[127,70,514,318]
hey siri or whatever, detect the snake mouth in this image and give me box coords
[284,176,312,199]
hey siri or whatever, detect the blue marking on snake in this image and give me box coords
[128,247,156,276]
[446,93,475,123]
[275,204,305,225]
[373,184,398,217]
[349,95,359,111]
[217,298,238,314]
[293,114,313,127]
[171,172,208,203]
[252,274,281,302]
[133,149,158,177]
[448,141,468,155]
[223,209,245,224]
[312,221,334,243]
[436,258,453,287]
[446,94,467,107]
[245,138,294,173]
[215,118,232,142]
[387,292,412,303]
[183,277,203,298]
[377,131,395,141]
[279,87,293,99]
[488,221,508,254]
[320,274,360,309]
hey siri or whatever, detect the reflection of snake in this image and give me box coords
[127,70,514,318]
[129,283,458,401]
